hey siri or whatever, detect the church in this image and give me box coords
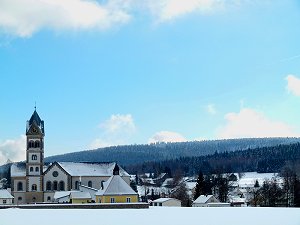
[10,109,131,204]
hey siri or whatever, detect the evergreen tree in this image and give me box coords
[194,171,204,200]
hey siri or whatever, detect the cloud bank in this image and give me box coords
[218,108,299,139]
[0,0,131,37]
[0,135,26,165]
[0,0,242,37]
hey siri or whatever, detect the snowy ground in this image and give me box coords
[1,207,299,225]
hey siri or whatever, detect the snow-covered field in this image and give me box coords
[1,207,299,225]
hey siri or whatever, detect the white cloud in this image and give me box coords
[0,135,26,165]
[90,114,136,149]
[100,114,136,134]
[148,131,187,143]
[0,0,131,37]
[206,104,217,115]
[146,0,235,22]
[286,74,300,96]
[217,108,299,139]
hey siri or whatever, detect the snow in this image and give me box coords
[238,172,282,188]
[193,195,215,204]
[57,162,129,177]
[96,175,137,196]
[1,207,299,225]
[0,189,14,199]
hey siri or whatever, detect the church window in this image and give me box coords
[59,181,65,191]
[32,154,37,160]
[47,196,51,201]
[32,197,36,202]
[88,181,92,188]
[35,140,40,148]
[46,181,52,191]
[75,181,79,190]
[35,167,39,172]
[53,181,58,191]
[30,167,33,172]
[29,140,34,148]
[18,197,22,202]
[17,182,23,191]
[32,184,37,191]
[52,171,58,177]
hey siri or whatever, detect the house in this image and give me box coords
[150,198,181,207]
[95,166,139,203]
[192,195,220,207]
[10,109,131,204]
[0,189,14,205]
[70,192,92,204]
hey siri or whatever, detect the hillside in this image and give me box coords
[127,142,300,175]
[45,137,300,166]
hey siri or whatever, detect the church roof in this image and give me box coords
[95,175,137,196]
[10,162,130,178]
[57,162,130,177]
[10,162,48,177]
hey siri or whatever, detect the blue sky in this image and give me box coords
[0,0,300,164]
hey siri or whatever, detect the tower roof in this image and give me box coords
[27,110,45,134]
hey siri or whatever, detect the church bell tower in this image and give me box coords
[25,108,45,203]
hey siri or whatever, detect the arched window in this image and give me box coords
[35,140,40,148]
[35,167,39,172]
[53,181,58,191]
[30,167,33,172]
[59,181,65,191]
[17,182,23,191]
[29,140,34,148]
[32,154,37,160]
[18,197,22,202]
[75,181,79,190]
[47,196,51,202]
[88,181,92,188]
[32,197,36,202]
[46,181,52,191]
[32,184,37,191]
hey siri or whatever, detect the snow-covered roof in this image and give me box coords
[70,192,91,199]
[57,162,129,177]
[0,189,14,199]
[11,162,48,177]
[193,195,215,204]
[53,191,76,200]
[152,198,180,203]
[96,175,137,196]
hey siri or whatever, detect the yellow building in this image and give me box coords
[95,170,138,204]
[70,192,92,204]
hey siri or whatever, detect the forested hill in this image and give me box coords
[45,137,300,166]
[126,142,300,175]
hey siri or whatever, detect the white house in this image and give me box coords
[0,189,14,205]
[150,198,181,207]
[192,195,221,207]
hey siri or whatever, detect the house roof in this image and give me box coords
[152,198,181,203]
[96,175,137,196]
[0,189,14,199]
[193,195,216,204]
[57,162,130,177]
[70,192,91,199]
